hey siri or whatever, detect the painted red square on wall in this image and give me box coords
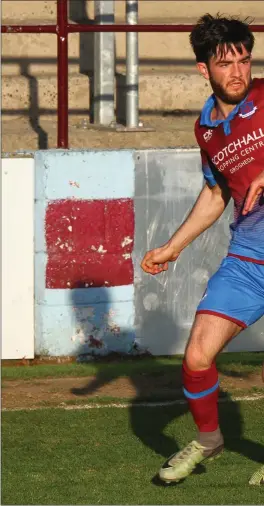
[45,199,134,288]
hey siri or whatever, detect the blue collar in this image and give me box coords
[200,94,248,135]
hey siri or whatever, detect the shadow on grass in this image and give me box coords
[69,290,264,476]
[71,365,264,481]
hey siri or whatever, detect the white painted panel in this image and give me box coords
[1,158,34,358]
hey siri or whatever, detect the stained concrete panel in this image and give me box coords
[134,149,264,355]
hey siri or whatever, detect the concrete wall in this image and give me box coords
[35,150,136,356]
[134,149,264,354]
[34,148,264,357]
[2,1,264,116]
[2,149,264,358]
[2,158,34,359]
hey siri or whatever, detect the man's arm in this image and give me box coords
[141,181,230,275]
[168,180,230,253]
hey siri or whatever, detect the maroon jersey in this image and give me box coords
[195,78,264,263]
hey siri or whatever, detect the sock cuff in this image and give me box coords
[182,359,219,395]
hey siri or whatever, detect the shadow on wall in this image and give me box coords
[20,61,48,150]
[69,283,140,361]
[69,280,264,479]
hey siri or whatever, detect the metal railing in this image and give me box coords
[2,0,264,149]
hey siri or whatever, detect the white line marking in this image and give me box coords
[2,394,264,412]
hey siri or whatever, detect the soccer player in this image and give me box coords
[141,14,264,483]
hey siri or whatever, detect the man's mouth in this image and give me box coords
[228,80,244,89]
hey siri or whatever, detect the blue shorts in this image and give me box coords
[197,256,264,328]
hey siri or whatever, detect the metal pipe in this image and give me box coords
[66,23,264,33]
[67,23,194,33]
[2,24,264,35]
[126,0,138,128]
[93,0,115,126]
[57,0,68,149]
[1,25,57,33]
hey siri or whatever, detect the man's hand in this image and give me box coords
[141,243,180,275]
[242,171,264,215]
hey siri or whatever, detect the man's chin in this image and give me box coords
[221,87,248,105]
[224,93,246,105]
[226,85,248,103]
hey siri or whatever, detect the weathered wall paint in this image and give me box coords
[32,148,264,357]
[35,149,136,357]
[35,286,136,357]
[35,150,135,200]
[134,149,264,355]
[4,150,263,359]
[45,199,134,288]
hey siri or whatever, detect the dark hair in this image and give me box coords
[190,13,255,63]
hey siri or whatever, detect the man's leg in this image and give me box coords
[159,257,264,483]
[183,313,241,442]
[159,313,242,483]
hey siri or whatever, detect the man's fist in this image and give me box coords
[141,243,180,275]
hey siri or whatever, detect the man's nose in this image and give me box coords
[231,63,242,78]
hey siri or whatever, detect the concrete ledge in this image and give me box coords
[1,114,198,153]
[3,69,264,116]
[3,32,264,77]
[3,1,264,23]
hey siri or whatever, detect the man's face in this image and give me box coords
[198,44,252,104]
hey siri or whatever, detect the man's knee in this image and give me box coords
[184,321,214,371]
[184,313,241,371]
[185,344,211,371]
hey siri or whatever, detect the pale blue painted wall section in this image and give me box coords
[35,149,135,200]
[34,149,136,357]
[35,287,136,357]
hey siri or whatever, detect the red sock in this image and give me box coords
[182,359,219,432]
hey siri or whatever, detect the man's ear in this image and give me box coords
[196,62,210,80]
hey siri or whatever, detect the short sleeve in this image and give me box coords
[200,149,217,188]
